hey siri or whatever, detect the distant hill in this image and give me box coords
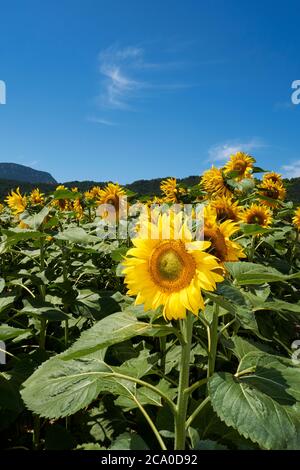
[0,163,57,184]
[64,176,200,196]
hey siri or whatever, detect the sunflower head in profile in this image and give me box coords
[242,203,272,228]
[223,152,255,181]
[263,172,283,185]
[30,188,44,205]
[73,199,84,220]
[123,212,224,321]
[160,178,186,203]
[292,207,300,230]
[202,206,245,264]
[259,180,286,207]
[5,187,27,215]
[201,166,232,198]
[209,196,243,222]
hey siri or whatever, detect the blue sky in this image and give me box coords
[0,0,300,183]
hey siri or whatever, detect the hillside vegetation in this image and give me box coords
[0,175,299,202]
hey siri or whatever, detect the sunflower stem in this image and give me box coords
[248,235,257,262]
[290,228,299,264]
[207,303,219,378]
[174,312,194,450]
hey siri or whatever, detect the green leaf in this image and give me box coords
[53,189,82,200]
[0,230,44,253]
[240,223,272,236]
[55,227,100,244]
[76,443,105,450]
[253,299,300,314]
[209,352,300,449]
[0,296,15,315]
[20,207,50,230]
[252,167,268,173]
[229,336,274,360]
[109,432,149,450]
[0,324,31,341]
[110,246,128,262]
[20,302,71,321]
[225,261,300,285]
[21,351,125,419]
[115,378,175,411]
[62,310,174,360]
[216,283,246,306]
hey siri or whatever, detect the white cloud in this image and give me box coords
[208,139,266,163]
[281,160,300,178]
[86,116,117,126]
[97,44,191,110]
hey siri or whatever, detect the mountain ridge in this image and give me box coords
[0,163,57,184]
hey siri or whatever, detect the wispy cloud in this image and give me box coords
[97,44,191,110]
[86,116,117,126]
[207,138,266,163]
[281,160,300,178]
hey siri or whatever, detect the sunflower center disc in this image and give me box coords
[234,161,247,174]
[252,215,263,224]
[149,241,196,291]
[158,250,183,280]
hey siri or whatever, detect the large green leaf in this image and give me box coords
[62,310,174,360]
[225,261,300,285]
[21,351,126,419]
[21,328,171,419]
[209,352,300,449]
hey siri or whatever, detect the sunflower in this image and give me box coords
[5,188,27,215]
[292,207,300,230]
[263,172,282,185]
[0,203,4,213]
[73,199,84,219]
[85,186,102,201]
[151,196,166,205]
[96,182,126,215]
[201,166,232,198]
[242,203,272,228]
[202,206,245,263]
[30,188,44,205]
[209,196,243,222]
[123,212,224,320]
[52,185,72,211]
[160,178,186,203]
[224,152,255,180]
[259,180,286,207]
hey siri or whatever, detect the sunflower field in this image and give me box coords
[1,152,300,451]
